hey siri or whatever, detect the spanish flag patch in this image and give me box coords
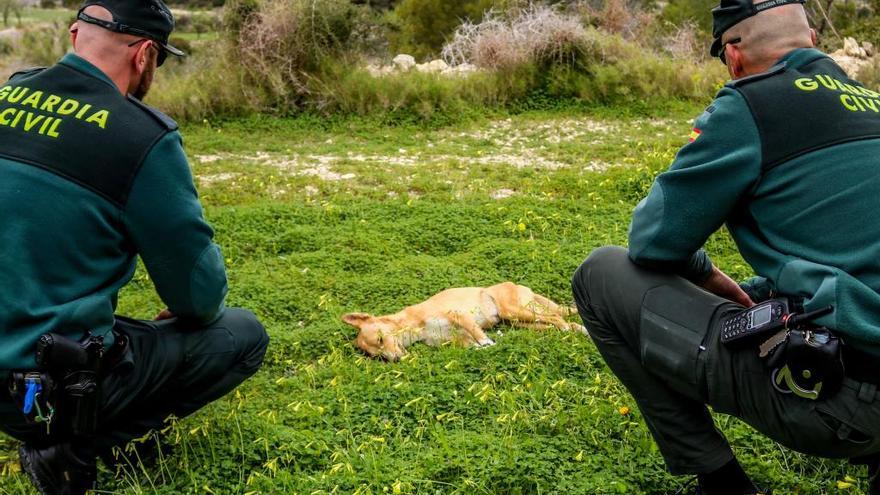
[688,128,702,143]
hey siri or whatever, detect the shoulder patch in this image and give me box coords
[695,104,717,124]
[7,66,47,83]
[126,95,179,132]
[728,62,788,88]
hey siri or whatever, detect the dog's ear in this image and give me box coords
[342,312,373,328]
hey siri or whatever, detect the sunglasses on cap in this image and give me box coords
[718,37,742,65]
[127,38,168,67]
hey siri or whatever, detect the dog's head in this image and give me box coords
[342,313,407,361]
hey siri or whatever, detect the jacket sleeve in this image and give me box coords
[627,87,763,282]
[123,131,228,323]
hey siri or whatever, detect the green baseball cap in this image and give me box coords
[76,0,185,61]
[710,0,806,58]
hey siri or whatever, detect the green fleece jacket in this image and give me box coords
[0,54,227,371]
[629,48,880,355]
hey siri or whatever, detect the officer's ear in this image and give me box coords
[810,28,817,47]
[132,40,155,75]
[726,44,747,80]
[69,22,78,48]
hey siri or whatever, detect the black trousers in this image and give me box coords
[571,246,880,475]
[0,308,269,455]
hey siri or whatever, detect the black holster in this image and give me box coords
[769,326,845,401]
[32,332,103,439]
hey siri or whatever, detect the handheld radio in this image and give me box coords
[720,299,833,349]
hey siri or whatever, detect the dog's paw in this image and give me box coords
[477,338,496,348]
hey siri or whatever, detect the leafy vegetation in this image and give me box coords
[143,1,726,124]
[387,0,493,60]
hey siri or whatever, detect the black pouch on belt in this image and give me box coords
[770,327,845,401]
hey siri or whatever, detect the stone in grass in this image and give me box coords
[416,59,449,74]
[392,54,416,71]
[442,63,479,76]
[843,37,869,59]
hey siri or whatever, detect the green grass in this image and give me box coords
[7,8,74,28]
[174,31,219,41]
[0,105,871,494]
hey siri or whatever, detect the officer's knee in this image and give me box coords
[221,308,269,374]
[571,246,629,295]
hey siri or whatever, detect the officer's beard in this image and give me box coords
[131,59,156,101]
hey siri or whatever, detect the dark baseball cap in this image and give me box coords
[710,0,806,57]
[76,0,185,60]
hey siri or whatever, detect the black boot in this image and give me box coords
[19,442,97,495]
[697,458,761,495]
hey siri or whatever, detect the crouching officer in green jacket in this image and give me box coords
[0,1,269,493]
[571,0,880,493]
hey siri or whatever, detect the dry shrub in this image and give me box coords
[578,0,656,40]
[442,5,589,69]
[236,0,359,104]
[472,27,527,70]
[662,21,705,61]
[519,4,589,64]
[600,0,630,34]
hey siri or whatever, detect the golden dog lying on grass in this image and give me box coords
[342,282,588,360]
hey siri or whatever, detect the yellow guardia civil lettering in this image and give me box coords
[795,78,818,91]
[0,85,112,138]
[794,75,880,113]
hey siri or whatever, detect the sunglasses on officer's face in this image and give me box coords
[718,37,742,65]
[127,38,168,67]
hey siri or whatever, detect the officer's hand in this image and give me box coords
[701,266,755,308]
[155,309,175,321]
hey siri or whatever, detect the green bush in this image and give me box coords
[221,0,259,40]
[838,5,880,47]
[389,0,495,60]
[441,6,725,105]
[17,23,70,66]
[148,0,724,123]
[149,50,266,121]
[309,63,532,123]
[659,0,714,35]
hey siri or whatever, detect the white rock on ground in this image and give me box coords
[442,63,478,76]
[844,37,863,57]
[830,37,875,77]
[416,59,449,73]
[392,54,416,71]
[365,64,393,77]
[363,57,479,78]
